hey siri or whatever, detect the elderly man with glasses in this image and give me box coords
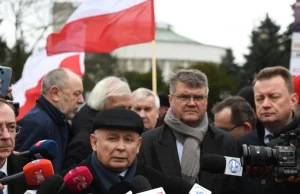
[0,98,33,194]
[212,96,256,140]
[139,69,239,194]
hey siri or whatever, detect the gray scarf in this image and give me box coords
[164,108,208,184]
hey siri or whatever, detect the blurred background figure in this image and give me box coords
[131,88,159,130]
[237,86,256,112]
[212,96,256,140]
[156,94,170,127]
[293,75,300,119]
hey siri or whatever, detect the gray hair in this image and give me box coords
[169,69,209,95]
[87,76,131,110]
[132,88,160,109]
[41,68,70,95]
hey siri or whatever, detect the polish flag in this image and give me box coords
[46,0,155,56]
[12,50,85,120]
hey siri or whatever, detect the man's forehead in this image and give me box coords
[254,79,288,94]
[132,97,155,107]
[0,104,16,117]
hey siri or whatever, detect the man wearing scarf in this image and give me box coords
[139,69,239,194]
[58,107,193,194]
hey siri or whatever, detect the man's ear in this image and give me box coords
[90,134,97,152]
[49,86,60,102]
[291,93,299,110]
[168,95,172,105]
[136,137,142,154]
[242,122,252,134]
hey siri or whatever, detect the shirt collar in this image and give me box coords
[119,169,128,177]
[264,128,273,138]
[0,158,7,175]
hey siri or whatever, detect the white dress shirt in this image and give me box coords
[176,139,183,165]
[264,128,274,144]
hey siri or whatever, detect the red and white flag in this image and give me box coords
[12,50,85,120]
[46,0,155,56]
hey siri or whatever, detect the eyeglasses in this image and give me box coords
[224,124,243,132]
[0,123,21,135]
[171,94,208,102]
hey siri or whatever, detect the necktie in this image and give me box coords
[0,171,6,194]
[119,175,124,181]
[266,134,274,142]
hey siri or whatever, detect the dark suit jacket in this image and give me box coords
[62,104,98,169]
[16,96,69,173]
[59,154,193,194]
[7,154,32,194]
[139,124,239,194]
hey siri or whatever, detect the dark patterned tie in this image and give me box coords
[0,171,6,194]
[266,134,274,142]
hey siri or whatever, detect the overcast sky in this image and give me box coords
[0,0,297,65]
[154,0,296,64]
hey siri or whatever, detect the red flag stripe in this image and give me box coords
[46,0,154,55]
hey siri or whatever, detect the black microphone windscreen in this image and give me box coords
[131,175,152,193]
[163,176,193,194]
[37,174,63,194]
[109,181,132,194]
[202,154,226,174]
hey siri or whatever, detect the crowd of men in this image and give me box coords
[0,66,300,193]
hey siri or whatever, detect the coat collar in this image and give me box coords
[37,96,67,126]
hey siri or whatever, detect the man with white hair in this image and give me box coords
[131,88,160,130]
[63,76,132,169]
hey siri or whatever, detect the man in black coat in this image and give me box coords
[46,108,194,194]
[139,69,239,194]
[63,76,132,169]
[238,66,300,194]
[0,98,32,194]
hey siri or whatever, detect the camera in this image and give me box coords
[241,129,300,177]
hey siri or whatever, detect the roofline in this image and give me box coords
[154,39,228,50]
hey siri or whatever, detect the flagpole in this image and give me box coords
[152,40,157,93]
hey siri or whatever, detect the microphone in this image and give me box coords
[36,174,63,194]
[0,159,54,185]
[18,140,58,161]
[163,176,193,194]
[201,154,243,176]
[131,175,152,193]
[57,166,93,193]
[131,175,166,194]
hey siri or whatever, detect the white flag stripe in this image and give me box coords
[12,50,84,106]
[67,0,148,23]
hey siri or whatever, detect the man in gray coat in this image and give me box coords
[139,69,239,194]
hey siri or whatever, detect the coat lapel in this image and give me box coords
[7,154,30,194]
[153,126,181,177]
